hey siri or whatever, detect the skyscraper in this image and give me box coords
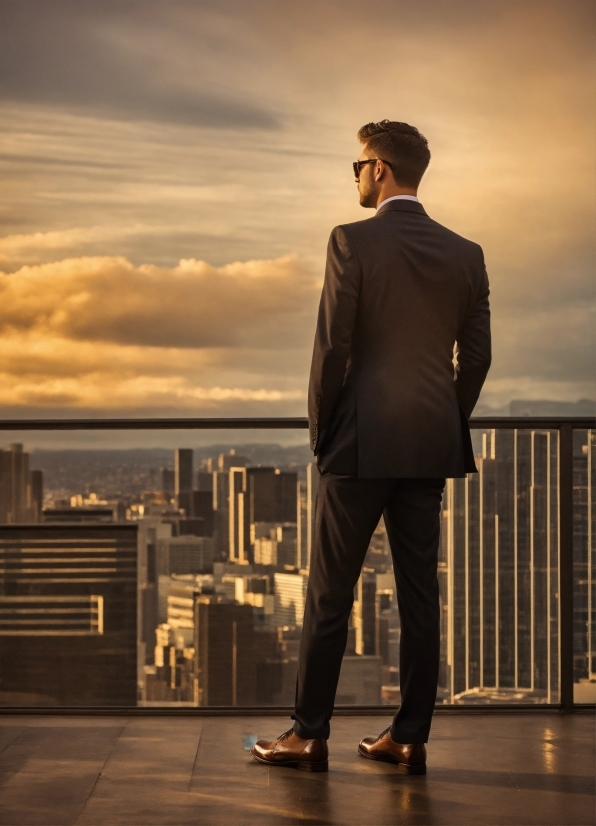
[174,449,193,502]
[194,596,255,705]
[212,471,230,562]
[353,572,377,656]
[229,467,248,563]
[305,463,319,570]
[274,571,308,627]
[573,429,595,689]
[441,428,559,703]
[0,523,137,705]
[0,444,42,524]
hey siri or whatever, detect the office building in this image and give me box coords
[305,463,319,570]
[0,444,42,524]
[276,471,299,523]
[274,571,308,627]
[253,523,298,567]
[353,572,377,655]
[441,429,559,703]
[229,467,248,563]
[573,429,595,687]
[196,471,214,495]
[229,467,299,566]
[212,471,230,562]
[336,655,383,704]
[156,535,214,576]
[160,468,175,499]
[218,450,248,472]
[174,449,193,503]
[0,523,137,706]
[194,596,255,705]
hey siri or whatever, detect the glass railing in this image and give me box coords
[0,416,593,709]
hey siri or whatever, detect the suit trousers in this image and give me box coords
[292,471,445,743]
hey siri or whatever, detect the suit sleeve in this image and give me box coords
[308,225,362,454]
[454,252,492,419]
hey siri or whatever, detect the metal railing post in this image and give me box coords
[559,423,575,710]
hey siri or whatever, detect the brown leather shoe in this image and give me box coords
[358,726,426,774]
[251,728,329,772]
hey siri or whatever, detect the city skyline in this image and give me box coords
[1,430,593,707]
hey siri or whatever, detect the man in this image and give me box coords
[252,120,491,774]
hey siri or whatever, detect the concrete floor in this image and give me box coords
[0,713,593,825]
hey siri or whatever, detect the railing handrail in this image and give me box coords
[0,415,592,430]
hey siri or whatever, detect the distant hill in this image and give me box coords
[475,398,595,417]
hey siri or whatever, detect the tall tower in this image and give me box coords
[305,463,319,570]
[174,449,193,499]
[442,428,558,703]
[229,467,248,563]
[193,597,255,706]
[0,444,41,524]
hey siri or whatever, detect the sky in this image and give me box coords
[0,0,594,438]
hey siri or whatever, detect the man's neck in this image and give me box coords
[375,187,417,209]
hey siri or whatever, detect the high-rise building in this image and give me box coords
[247,467,277,522]
[297,480,307,569]
[227,466,300,567]
[160,468,175,499]
[441,429,559,703]
[253,523,298,567]
[212,471,230,562]
[0,523,137,705]
[276,471,299,523]
[194,596,255,705]
[188,491,214,535]
[573,429,595,691]
[353,572,377,655]
[174,449,193,502]
[218,450,248,472]
[156,535,214,576]
[305,463,319,570]
[0,444,42,524]
[196,471,214,492]
[274,571,308,627]
[229,467,248,564]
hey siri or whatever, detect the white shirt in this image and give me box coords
[376,194,420,211]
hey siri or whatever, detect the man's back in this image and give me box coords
[309,198,491,478]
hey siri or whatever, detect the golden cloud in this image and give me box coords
[0,253,319,348]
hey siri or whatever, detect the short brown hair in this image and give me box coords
[357,120,430,188]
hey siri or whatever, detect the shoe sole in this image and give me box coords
[250,749,329,772]
[357,744,426,775]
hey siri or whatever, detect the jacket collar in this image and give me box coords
[375,199,427,218]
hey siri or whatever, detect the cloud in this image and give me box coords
[0,251,316,413]
[0,254,319,348]
[0,1,281,129]
[0,370,304,410]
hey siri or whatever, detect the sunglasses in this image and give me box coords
[353,158,393,178]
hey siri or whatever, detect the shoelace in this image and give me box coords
[278,728,295,742]
[376,725,392,742]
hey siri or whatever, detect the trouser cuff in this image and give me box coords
[292,718,329,740]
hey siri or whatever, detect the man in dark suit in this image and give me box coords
[252,120,491,774]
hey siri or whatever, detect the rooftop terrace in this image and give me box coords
[0,712,593,825]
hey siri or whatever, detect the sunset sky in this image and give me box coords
[0,0,594,433]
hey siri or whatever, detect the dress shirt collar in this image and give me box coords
[376,194,420,212]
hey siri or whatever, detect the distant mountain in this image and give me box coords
[508,399,595,417]
[475,398,595,418]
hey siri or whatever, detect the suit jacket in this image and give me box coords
[308,199,491,478]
